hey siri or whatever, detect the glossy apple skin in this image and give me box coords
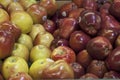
[39,0,57,16]
[76,50,93,69]
[8,72,33,80]
[42,60,74,79]
[69,30,91,52]
[0,21,21,41]
[82,0,98,11]
[79,10,102,36]
[72,0,83,8]
[70,62,85,78]
[86,36,112,60]
[0,30,15,59]
[51,46,76,64]
[50,38,69,51]
[103,71,120,79]
[98,28,118,45]
[109,1,120,20]
[87,60,108,78]
[106,46,120,72]
[43,19,56,34]
[27,3,47,24]
[59,2,78,18]
[33,32,54,48]
[80,73,99,79]
[59,17,77,39]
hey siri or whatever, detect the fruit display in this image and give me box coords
[1,0,120,79]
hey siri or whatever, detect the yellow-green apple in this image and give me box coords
[30,44,52,62]
[2,56,29,80]
[39,0,57,16]
[0,8,9,23]
[51,46,76,64]
[11,43,29,62]
[29,24,46,40]
[29,58,54,79]
[0,21,21,41]
[0,30,15,59]
[41,59,74,79]
[7,2,24,14]
[18,33,33,50]
[0,0,13,9]
[18,0,37,10]
[27,3,47,24]
[33,32,54,48]
[8,72,33,80]
[10,11,33,33]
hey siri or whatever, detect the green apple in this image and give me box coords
[29,58,54,79]
[29,24,46,40]
[7,2,24,14]
[0,8,9,23]
[18,33,33,50]
[11,43,29,61]
[0,0,13,9]
[33,32,54,48]
[30,44,51,62]
[18,0,37,10]
[10,11,33,33]
[2,56,29,80]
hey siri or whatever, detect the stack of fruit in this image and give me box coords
[0,0,120,79]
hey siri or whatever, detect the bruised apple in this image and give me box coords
[29,58,54,79]
[51,46,76,63]
[42,60,74,79]
[8,72,33,80]
[33,32,54,48]
[29,24,46,40]
[2,56,29,80]
[10,11,33,33]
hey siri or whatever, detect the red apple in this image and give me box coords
[42,60,74,79]
[51,46,76,64]
[0,73,4,80]
[39,0,57,16]
[80,73,99,79]
[72,0,83,8]
[27,3,47,24]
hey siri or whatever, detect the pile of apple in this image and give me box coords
[1,0,120,79]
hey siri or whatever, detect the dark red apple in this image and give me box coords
[76,50,93,68]
[70,62,85,79]
[79,10,102,36]
[69,30,91,52]
[0,73,4,80]
[51,46,76,64]
[80,73,99,79]
[43,19,56,34]
[103,71,120,79]
[50,38,69,51]
[86,36,112,60]
[27,3,47,24]
[106,46,120,72]
[59,17,77,39]
[87,60,108,78]
[59,2,78,18]
[82,0,98,11]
